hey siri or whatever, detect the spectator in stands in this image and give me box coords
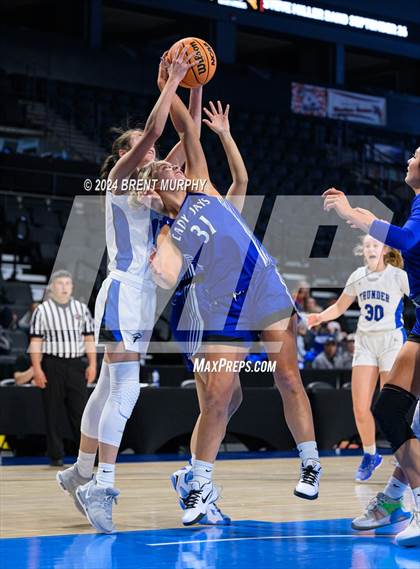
[312,337,344,370]
[294,280,311,312]
[306,297,322,314]
[338,333,356,369]
[29,270,96,467]
[13,353,34,385]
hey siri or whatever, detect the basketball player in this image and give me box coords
[308,236,409,481]
[142,84,322,526]
[158,100,248,525]
[56,48,199,534]
[323,146,420,547]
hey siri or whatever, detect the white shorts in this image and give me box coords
[94,274,156,353]
[352,328,406,373]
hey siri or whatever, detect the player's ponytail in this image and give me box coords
[384,248,404,269]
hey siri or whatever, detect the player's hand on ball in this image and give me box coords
[323,187,354,220]
[203,100,230,135]
[167,46,198,84]
[307,313,322,329]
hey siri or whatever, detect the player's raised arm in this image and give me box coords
[160,55,203,167]
[203,100,248,212]
[109,47,196,185]
[161,81,215,188]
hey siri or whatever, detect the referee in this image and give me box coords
[29,270,96,466]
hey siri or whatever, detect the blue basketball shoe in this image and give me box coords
[355,453,383,482]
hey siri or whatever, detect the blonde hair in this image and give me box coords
[129,160,168,208]
[353,236,404,269]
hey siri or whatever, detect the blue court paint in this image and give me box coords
[1,519,417,569]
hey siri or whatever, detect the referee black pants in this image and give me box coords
[41,355,87,460]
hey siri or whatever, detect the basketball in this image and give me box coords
[167,37,217,88]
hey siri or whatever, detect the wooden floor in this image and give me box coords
[1,456,409,539]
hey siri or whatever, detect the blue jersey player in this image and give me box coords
[142,82,323,526]
[160,100,246,526]
[323,147,420,547]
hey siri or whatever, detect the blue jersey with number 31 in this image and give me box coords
[170,193,275,298]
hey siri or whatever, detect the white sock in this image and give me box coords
[96,462,115,488]
[189,453,196,468]
[75,450,96,478]
[384,476,408,500]
[297,441,319,463]
[363,444,376,455]
[412,486,420,511]
[192,459,213,486]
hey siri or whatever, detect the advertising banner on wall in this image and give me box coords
[327,89,386,126]
[291,82,327,117]
[291,83,387,126]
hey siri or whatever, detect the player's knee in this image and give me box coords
[80,368,111,438]
[202,388,231,417]
[352,402,371,422]
[373,384,417,453]
[113,378,140,419]
[229,386,243,416]
[109,361,141,419]
[274,368,302,395]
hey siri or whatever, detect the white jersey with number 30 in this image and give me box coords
[345,265,410,334]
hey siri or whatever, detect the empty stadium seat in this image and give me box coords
[0,282,32,306]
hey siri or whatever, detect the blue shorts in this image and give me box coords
[171,281,203,369]
[171,265,296,359]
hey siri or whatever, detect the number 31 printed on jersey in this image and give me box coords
[190,215,217,244]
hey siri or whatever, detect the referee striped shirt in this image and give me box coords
[30,298,94,358]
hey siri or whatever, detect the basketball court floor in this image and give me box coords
[1,456,417,568]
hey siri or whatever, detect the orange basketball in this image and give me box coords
[167,37,217,89]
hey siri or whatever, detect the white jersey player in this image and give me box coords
[94,189,159,354]
[56,50,200,533]
[308,235,409,481]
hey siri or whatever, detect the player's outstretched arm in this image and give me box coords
[368,214,420,251]
[109,48,195,184]
[158,53,203,167]
[323,188,420,250]
[203,100,248,213]
[160,76,215,186]
[307,292,355,329]
[165,87,203,167]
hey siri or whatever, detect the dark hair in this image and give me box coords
[99,128,142,180]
